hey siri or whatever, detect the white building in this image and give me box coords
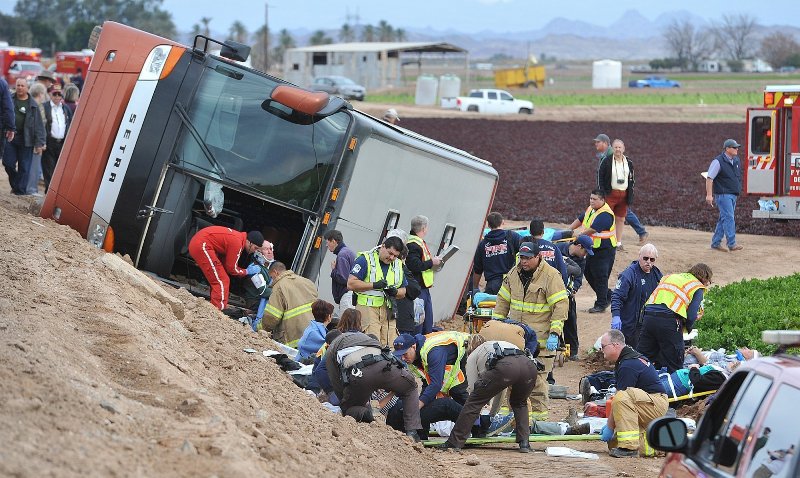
[282,42,468,91]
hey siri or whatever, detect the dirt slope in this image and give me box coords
[0,193,445,478]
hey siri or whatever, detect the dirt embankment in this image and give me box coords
[0,194,447,478]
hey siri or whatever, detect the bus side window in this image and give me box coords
[437,223,456,255]
[378,210,400,246]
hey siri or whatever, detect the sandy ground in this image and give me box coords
[2,135,797,477]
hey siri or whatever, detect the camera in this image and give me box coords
[616,179,625,184]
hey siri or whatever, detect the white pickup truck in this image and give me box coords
[456,88,534,114]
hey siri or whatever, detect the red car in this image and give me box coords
[648,330,800,478]
[7,60,43,85]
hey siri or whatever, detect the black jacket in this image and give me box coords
[395,265,422,332]
[598,155,635,206]
[43,101,73,139]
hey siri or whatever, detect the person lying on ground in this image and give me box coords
[658,362,736,399]
[683,345,760,369]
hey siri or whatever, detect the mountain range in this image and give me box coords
[236,9,800,61]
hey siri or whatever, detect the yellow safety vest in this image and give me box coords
[407,235,434,287]
[582,202,617,248]
[646,273,706,319]
[410,331,469,397]
[355,247,403,307]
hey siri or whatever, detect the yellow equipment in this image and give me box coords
[494,57,546,89]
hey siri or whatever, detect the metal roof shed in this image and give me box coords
[282,41,468,92]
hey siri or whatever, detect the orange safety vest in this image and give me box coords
[646,273,706,319]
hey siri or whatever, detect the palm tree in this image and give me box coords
[309,29,332,46]
[272,29,296,67]
[361,24,375,42]
[395,28,406,42]
[200,17,211,36]
[377,20,393,42]
[339,23,355,43]
[228,20,248,43]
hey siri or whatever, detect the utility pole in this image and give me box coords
[264,2,269,72]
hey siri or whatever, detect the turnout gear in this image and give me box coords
[262,270,318,347]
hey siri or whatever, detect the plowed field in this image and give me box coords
[403,119,799,237]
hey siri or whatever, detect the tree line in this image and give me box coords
[658,14,800,71]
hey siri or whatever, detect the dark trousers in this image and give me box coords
[340,361,423,432]
[3,137,33,195]
[563,296,579,357]
[446,355,537,447]
[42,136,65,192]
[585,246,616,309]
[637,310,684,373]
[386,396,463,439]
[484,277,503,295]
[622,319,642,350]
[414,288,434,335]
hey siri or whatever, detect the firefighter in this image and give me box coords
[435,335,538,453]
[347,236,407,345]
[556,235,594,359]
[599,329,668,458]
[325,330,422,441]
[260,261,318,347]
[637,263,712,373]
[406,215,442,334]
[393,331,471,407]
[187,226,264,310]
[491,241,568,420]
[569,189,617,313]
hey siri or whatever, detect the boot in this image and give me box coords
[563,407,579,429]
[433,441,461,452]
[609,447,638,458]
[405,430,422,443]
[519,439,531,453]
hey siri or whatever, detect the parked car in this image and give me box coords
[628,76,681,88]
[647,330,800,478]
[309,76,366,101]
[7,60,43,85]
[456,88,534,115]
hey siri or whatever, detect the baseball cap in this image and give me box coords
[518,241,539,258]
[723,139,741,149]
[383,108,400,122]
[49,83,63,95]
[247,230,265,247]
[574,235,595,255]
[593,133,610,144]
[393,333,417,357]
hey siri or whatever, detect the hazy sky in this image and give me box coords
[0,0,797,33]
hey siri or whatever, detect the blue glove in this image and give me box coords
[546,333,559,351]
[611,316,622,330]
[246,264,261,276]
[600,425,614,442]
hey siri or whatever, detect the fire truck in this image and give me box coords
[746,85,800,219]
[40,22,498,321]
[54,49,93,80]
[0,42,42,84]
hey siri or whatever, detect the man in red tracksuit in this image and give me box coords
[188,226,265,310]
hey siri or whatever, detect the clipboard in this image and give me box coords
[435,245,459,271]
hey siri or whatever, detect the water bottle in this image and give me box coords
[413,298,425,325]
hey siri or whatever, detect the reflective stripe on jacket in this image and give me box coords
[407,235,434,287]
[492,261,568,347]
[582,202,617,248]
[411,331,469,397]
[262,270,318,346]
[355,247,403,307]
[645,273,706,319]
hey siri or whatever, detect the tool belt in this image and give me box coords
[485,342,529,369]
[341,348,403,385]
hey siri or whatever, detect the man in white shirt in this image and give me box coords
[42,83,73,193]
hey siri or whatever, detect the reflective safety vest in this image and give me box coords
[407,234,434,287]
[355,247,404,307]
[646,273,706,319]
[582,203,617,248]
[410,331,469,397]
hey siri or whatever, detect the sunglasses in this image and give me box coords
[51,92,62,96]
[641,256,657,262]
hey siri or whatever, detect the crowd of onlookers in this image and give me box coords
[1,70,80,196]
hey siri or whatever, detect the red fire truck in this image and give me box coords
[746,85,800,219]
[0,42,43,84]
[54,49,93,80]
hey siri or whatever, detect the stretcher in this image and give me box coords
[422,434,601,447]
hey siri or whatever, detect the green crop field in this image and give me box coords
[521,91,762,107]
[698,274,800,355]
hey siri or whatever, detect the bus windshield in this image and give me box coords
[172,57,351,213]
